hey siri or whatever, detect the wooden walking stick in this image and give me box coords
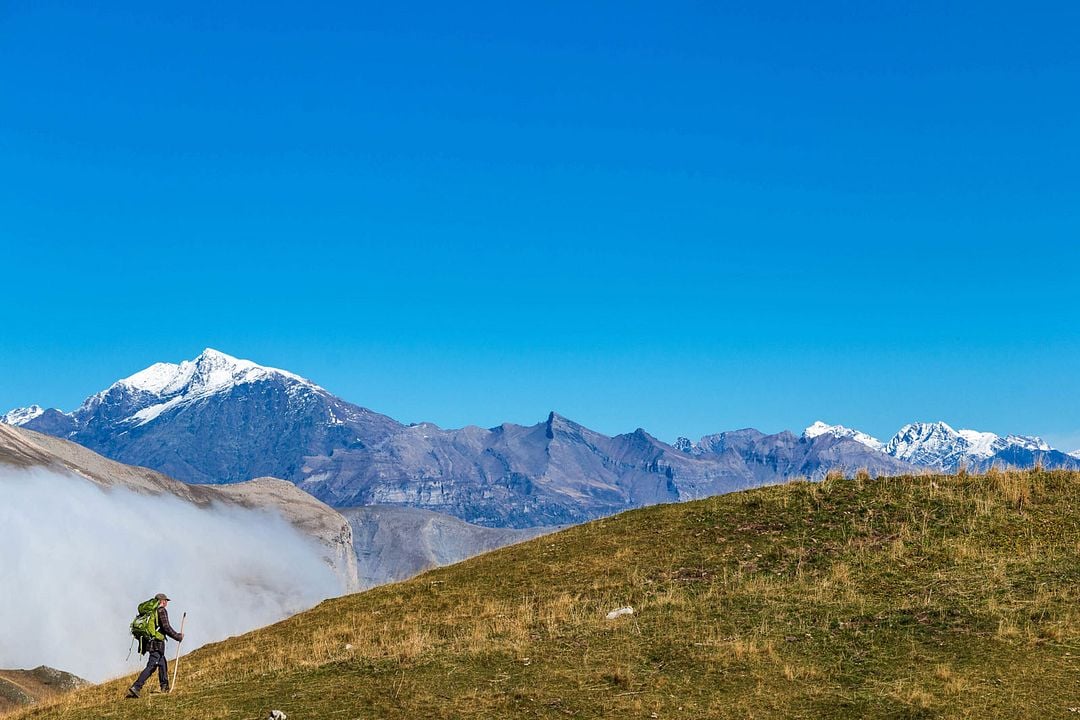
[170,612,187,693]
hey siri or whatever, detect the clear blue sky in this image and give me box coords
[2,2,1078,448]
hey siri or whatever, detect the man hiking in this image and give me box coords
[126,593,184,698]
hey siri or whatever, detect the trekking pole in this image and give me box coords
[170,612,187,693]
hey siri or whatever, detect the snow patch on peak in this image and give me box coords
[803,421,884,452]
[198,347,232,361]
[673,437,696,454]
[956,429,1004,459]
[118,361,195,395]
[1,405,45,426]
[107,349,324,427]
[1070,449,1080,460]
[1003,434,1052,452]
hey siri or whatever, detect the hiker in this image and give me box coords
[126,593,184,698]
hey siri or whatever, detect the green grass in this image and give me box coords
[13,469,1080,719]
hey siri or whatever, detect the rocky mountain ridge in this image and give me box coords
[2,349,921,527]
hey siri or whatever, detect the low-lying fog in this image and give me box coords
[0,467,343,681]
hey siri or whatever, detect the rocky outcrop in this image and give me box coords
[0,666,88,713]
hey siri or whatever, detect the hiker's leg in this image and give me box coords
[158,654,169,690]
[132,650,160,691]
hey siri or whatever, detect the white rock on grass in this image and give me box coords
[605,607,634,620]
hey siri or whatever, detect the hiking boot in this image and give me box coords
[125,686,140,699]
[160,684,171,694]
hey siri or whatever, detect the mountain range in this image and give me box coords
[5,349,1075,527]
[803,420,1080,472]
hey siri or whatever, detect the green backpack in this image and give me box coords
[130,598,165,647]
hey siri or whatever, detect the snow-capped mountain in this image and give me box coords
[74,348,322,428]
[883,421,1064,470]
[803,421,885,451]
[6,349,402,485]
[801,420,1072,472]
[1,405,44,427]
[884,422,974,469]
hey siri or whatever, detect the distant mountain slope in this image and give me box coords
[0,423,359,590]
[802,420,884,451]
[4,350,912,527]
[22,468,1080,720]
[342,505,551,588]
[299,413,916,526]
[678,427,913,481]
[299,412,776,526]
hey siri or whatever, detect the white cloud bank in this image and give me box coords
[0,467,344,681]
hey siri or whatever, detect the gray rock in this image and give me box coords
[0,666,88,712]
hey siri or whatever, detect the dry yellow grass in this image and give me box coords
[9,468,1080,720]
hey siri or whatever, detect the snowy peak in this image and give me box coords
[117,361,195,395]
[1,404,45,426]
[803,421,884,451]
[114,348,313,398]
[955,429,1006,459]
[882,422,1057,470]
[1002,434,1052,452]
[77,349,325,428]
[884,422,967,469]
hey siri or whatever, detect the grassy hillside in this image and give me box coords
[12,469,1080,719]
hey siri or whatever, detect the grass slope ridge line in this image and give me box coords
[12,468,1080,720]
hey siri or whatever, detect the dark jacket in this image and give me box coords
[157,606,183,642]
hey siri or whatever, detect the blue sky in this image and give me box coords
[2,2,1078,447]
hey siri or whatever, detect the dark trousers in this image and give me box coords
[133,647,169,691]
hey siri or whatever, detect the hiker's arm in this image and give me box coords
[158,607,183,641]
